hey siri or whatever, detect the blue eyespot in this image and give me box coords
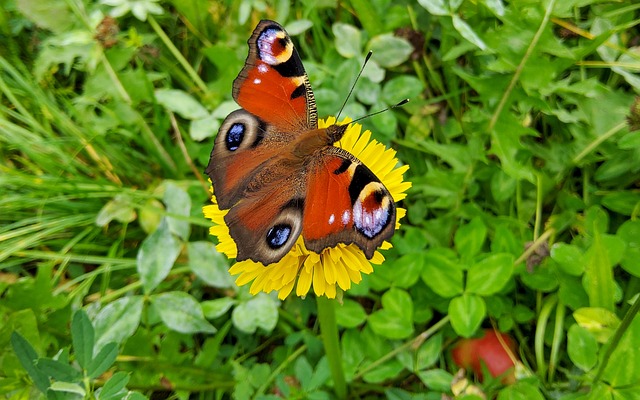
[266,224,291,249]
[225,123,245,151]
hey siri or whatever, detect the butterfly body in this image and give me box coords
[206,20,396,265]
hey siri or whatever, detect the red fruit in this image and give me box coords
[451,329,517,383]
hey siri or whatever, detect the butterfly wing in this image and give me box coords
[302,147,396,259]
[233,20,317,133]
[206,110,308,264]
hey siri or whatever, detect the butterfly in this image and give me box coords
[206,20,396,265]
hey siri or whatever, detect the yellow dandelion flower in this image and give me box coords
[202,117,411,299]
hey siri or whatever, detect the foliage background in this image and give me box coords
[1,0,640,399]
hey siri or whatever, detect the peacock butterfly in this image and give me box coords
[206,20,396,265]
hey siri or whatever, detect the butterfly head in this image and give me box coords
[326,123,349,145]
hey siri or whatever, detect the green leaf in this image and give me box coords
[335,299,367,328]
[391,254,424,288]
[188,241,235,288]
[466,253,514,295]
[36,358,81,382]
[490,169,517,202]
[231,293,278,334]
[189,114,219,141]
[71,310,94,370]
[567,324,598,371]
[550,243,585,276]
[381,76,425,105]
[363,359,404,383]
[284,19,312,35]
[16,0,73,33]
[95,194,137,227]
[154,89,208,120]
[48,381,86,398]
[573,307,620,343]
[454,217,487,261]
[601,313,640,387]
[332,23,361,58]
[483,0,505,16]
[601,192,640,216]
[417,0,449,16]
[163,182,191,240]
[368,34,413,68]
[416,369,453,392]
[415,333,443,370]
[93,296,143,351]
[137,219,182,293]
[201,298,236,319]
[449,294,486,337]
[452,14,488,50]
[368,288,414,339]
[497,381,545,400]
[618,220,640,277]
[421,250,464,298]
[88,342,118,379]
[98,372,130,400]
[152,292,217,334]
[583,230,617,311]
[10,332,50,393]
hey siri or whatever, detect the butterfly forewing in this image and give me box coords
[233,20,317,133]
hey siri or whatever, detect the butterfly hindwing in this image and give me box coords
[302,147,396,258]
[233,20,317,133]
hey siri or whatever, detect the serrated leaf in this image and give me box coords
[94,296,143,351]
[188,241,234,288]
[137,219,182,293]
[449,294,486,337]
[10,332,50,393]
[332,23,361,58]
[231,293,278,334]
[368,34,413,68]
[152,292,217,334]
[155,89,208,120]
[466,253,514,295]
[71,310,94,370]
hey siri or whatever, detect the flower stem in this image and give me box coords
[316,296,347,399]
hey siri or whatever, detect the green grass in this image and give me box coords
[2,0,640,399]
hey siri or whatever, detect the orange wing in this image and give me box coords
[233,20,317,133]
[302,148,396,259]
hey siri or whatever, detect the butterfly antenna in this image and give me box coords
[335,51,373,123]
[349,99,410,124]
